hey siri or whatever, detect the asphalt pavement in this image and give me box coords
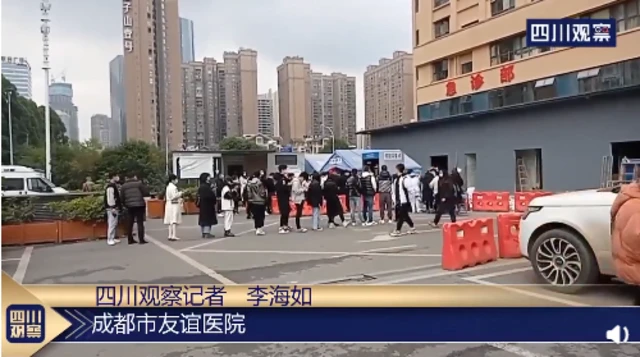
[2,210,638,357]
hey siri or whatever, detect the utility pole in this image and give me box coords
[6,91,14,165]
[41,0,52,179]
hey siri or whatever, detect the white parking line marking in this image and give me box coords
[368,260,528,284]
[467,267,533,280]
[2,258,22,262]
[185,245,441,258]
[302,263,444,285]
[462,276,589,307]
[179,221,279,252]
[358,228,440,243]
[145,235,235,285]
[13,246,33,284]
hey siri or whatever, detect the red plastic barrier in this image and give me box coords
[270,196,280,214]
[497,212,524,258]
[442,218,498,271]
[514,191,553,212]
[472,191,510,212]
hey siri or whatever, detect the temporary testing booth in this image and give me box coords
[304,154,331,173]
[319,149,422,173]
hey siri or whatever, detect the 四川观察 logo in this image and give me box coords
[6,304,46,343]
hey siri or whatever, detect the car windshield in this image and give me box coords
[40,176,58,189]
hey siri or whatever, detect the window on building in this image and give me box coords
[415,29,420,46]
[613,0,640,32]
[434,17,450,38]
[415,0,419,12]
[432,59,449,81]
[490,34,531,65]
[461,61,473,74]
[534,77,557,100]
[488,89,504,108]
[490,0,516,17]
[577,68,600,93]
[434,0,450,7]
[460,96,473,113]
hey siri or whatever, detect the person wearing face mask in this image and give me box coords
[163,174,183,241]
[291,172,310,233]
[197,173,217,239]
[220,176,237,237]
[240,172,249,218]
[391,164,416,237]
[429,168,441,213]
[430,170,457,227]
[275,165,293,234]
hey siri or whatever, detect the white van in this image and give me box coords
[1,166,69,197]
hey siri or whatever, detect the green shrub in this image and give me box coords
[1,197,36,224]
[182,186,198,201]
[49,195,106,222]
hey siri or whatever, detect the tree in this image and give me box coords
[219,137,261,151]
[96,140,166,193]
[320,138,351,153]
[2,75,67,165]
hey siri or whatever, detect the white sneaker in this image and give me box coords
[342,221,349,228]
[313,227,323,232]
[328,223,336,229]
[298,228,308,233]
[390,230,402,237]
[279,227,289,234]
[256,228,266,236]
[107,240,116,246]
[408,228,417,234]
[379,219,385,224]
[218,213,224,217]
[113,238,121,244]
[265,212,270,216]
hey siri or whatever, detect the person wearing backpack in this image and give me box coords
[360,165,377,226]
[346,168,364,226]
[247,171,268,235]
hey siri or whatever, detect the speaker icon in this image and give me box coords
[606,325,630,344]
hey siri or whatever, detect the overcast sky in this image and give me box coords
[2,0,411,140]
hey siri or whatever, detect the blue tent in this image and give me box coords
[304,154,331,173]
[319,150,422,172]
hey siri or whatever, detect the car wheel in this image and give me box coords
[530,228,599,294]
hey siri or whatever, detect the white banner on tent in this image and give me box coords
[177,156,213,179]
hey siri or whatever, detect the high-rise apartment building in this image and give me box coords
[257,92,274,137]
[109,55,125,146]
[277,56,312,144]
[49,82,79,142]
[311,72,357,145]
[121,0,183,150]
[179,17,195,63]
[220,49,259,137]
[181,50,259,146]
[90,114,115,147]
[364,51,414,130]
[1,56,32,99]
[270,90,280,138]
[181,58,220,147]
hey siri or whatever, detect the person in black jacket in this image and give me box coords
[274,165,293,234]
[307,173,324,231]
[119,174,150,244]
[451,168,464,211]
[264,172,275,215]
[324,174,347,228]
[421,169,435,213]
[197,173,218,238]
[430,170,457,227]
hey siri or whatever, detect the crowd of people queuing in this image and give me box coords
[102,163,466,245]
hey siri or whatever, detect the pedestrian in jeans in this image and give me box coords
[104,173,122,246]
[377,165,393,223]
[346,169,364,225]
[291,172,309,233]
[307,173,324,231]
[247,171,267,235]
[360,165,377,226]
[119,174,150,244]
[391,163,416,237]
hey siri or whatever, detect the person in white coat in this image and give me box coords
[163,174,183,241]
[406,170,422,213]
[429,169,441,212]
[220,177,237,237]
